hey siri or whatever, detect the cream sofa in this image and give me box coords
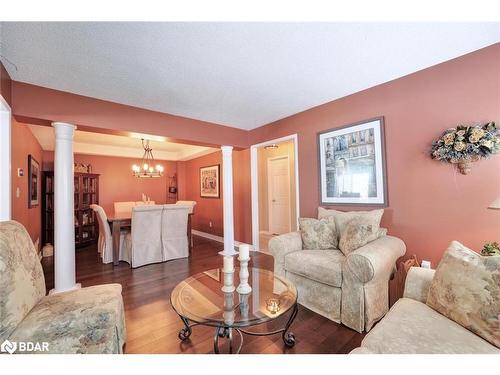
[0,221,126,354]
[351,267,499,353]
[269,228,406,332]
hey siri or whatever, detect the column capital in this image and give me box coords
[221,145,233,154]
[52,122,76,140]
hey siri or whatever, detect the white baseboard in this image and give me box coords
[192,230,256,251]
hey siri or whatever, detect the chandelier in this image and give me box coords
[132,139,164,178]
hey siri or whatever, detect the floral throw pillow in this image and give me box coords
[338,217,381,256]
[299,216,338,250]
[426,241,500,348]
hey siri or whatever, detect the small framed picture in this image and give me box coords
[200,164,220,198]
[28,154,40,208]
[317,117,388,206]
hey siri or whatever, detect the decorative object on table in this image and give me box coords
[236,244,252,294]
[86,164,92,173]
[200,164,220,198]
[317,117,387,206]
[131,138,164,178]
[74,163,88,173]
[430,121,498,175]
[28,154,40,208]
[481,242,500,256]
[266,298,281,314]
[222,255,236,293]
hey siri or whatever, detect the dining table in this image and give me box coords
[107,211,194,266]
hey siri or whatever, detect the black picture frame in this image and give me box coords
[317,117,388,207]
[28,154,40,208]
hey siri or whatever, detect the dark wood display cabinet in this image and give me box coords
[42,172,100,248]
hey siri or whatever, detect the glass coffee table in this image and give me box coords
[170,267,298,354]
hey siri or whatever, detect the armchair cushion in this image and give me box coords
[318,207,384,240]
[426,241,500,348]
[338,217,382,256]
[9,284,126,354]
[285,250,345,287]
[298,216,338,250]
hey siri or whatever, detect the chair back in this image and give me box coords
[135,201,156,206]
[175,200,196,214]
[0,221,46,341]
[161,205,189,261]
[131,205,164,268]
[90,204,111,240]
[114,201,136,214]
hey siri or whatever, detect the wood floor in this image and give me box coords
[42,236,364,354]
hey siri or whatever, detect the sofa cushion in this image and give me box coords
[299,216,338,250]
[285,250,345,287]
[0,221,46,342]
[360,298,498,353]
[9,284,126,354]
[426,241,500,348]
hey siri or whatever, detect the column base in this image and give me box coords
[49,283,81,295]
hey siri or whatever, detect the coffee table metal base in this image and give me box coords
[177,303,298,354]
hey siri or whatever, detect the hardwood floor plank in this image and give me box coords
[42,235,364,354]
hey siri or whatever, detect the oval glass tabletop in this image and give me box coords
[170,267,297,328]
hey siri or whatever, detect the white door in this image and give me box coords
[268,156,290,235]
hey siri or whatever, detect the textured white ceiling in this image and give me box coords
[2,22,499,129]
[28,125,217,161]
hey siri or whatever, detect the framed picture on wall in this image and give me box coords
[28,154,40,208]
[200,164,220,198]
[317,117,388,206]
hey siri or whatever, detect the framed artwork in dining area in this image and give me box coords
[28,154,40,208]
[200,164,220,198]
[317,117,388,206]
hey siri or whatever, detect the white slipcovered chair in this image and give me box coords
[114,201,137,214]
[162,204,190,261]
[135,201,156,206]
[130,205,190,268]
[90,204,131,264]
[175,200,196,214]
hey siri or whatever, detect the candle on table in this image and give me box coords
[223,256,234,273]
[239,244,250,260]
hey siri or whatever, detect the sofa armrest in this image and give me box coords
[344,235,406,284]
[403,266,435,303]
[268,231,303,277]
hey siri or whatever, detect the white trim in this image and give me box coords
[0,95,11,221]
[250,134,300,252]
[192,230,257,252]
[267,155,292,235]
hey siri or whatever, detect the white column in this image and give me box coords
[220,146,237,256]
[51,122,80,294]
[0,97,11,221]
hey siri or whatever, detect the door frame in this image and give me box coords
[267,155,291,235]
[250,134,299,251]
[0,95,11,221]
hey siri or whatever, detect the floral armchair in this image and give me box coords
[0,221,126,354]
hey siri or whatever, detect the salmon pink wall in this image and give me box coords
[43,152,177,214]
[11,119,43,247]
[178,149,252,244]
[249,44,500,266]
